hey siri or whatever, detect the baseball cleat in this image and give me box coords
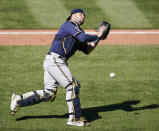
[10,94,21,115]
[67,118,90,126]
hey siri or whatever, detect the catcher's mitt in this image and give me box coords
[97,21,111,40]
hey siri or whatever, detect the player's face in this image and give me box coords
[74,13,85,25]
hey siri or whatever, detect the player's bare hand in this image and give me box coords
[96,25,106,38]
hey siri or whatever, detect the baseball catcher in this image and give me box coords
[10,8,111,127]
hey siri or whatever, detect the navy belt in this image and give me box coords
[47,52,63,58]
[47,52,51,55]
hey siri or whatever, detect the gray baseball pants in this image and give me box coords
[17,52,81,121]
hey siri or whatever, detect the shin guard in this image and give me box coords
[17,89,57,107]
[66,79,81,120]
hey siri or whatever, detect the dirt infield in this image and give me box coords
[0,29,159,45]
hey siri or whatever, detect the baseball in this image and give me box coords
[110,73,115,78]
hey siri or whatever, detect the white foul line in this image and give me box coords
[0,31,159,35]
[87,31,159,34]
[0,32,55,35]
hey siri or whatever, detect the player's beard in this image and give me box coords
[79,18,85,25]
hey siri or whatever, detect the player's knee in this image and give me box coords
[44,88,57,102]
[66,78,81,102]
[66,77,80,101]
[72,78,80,88]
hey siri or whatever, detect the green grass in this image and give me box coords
[97,0,152,29]
[0,0,159,29]
[0,45,159,131]
[59,0,107,29]
[0,0,40,29]
[132,0,159,28]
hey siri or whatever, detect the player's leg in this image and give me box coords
[66,78,90,126]
[66,78,81,120]
[10,58,58,115]
[10,88,57,115]
[46,54,89,126]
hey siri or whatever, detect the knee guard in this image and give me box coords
[72,77,81,89]
[17,89,57,107]
[66,78,81,120]
[43,88,57,102]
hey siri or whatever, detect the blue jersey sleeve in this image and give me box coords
[63,21,98,43]
[76,33,98,43]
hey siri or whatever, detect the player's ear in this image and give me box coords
[71,14,75,20]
